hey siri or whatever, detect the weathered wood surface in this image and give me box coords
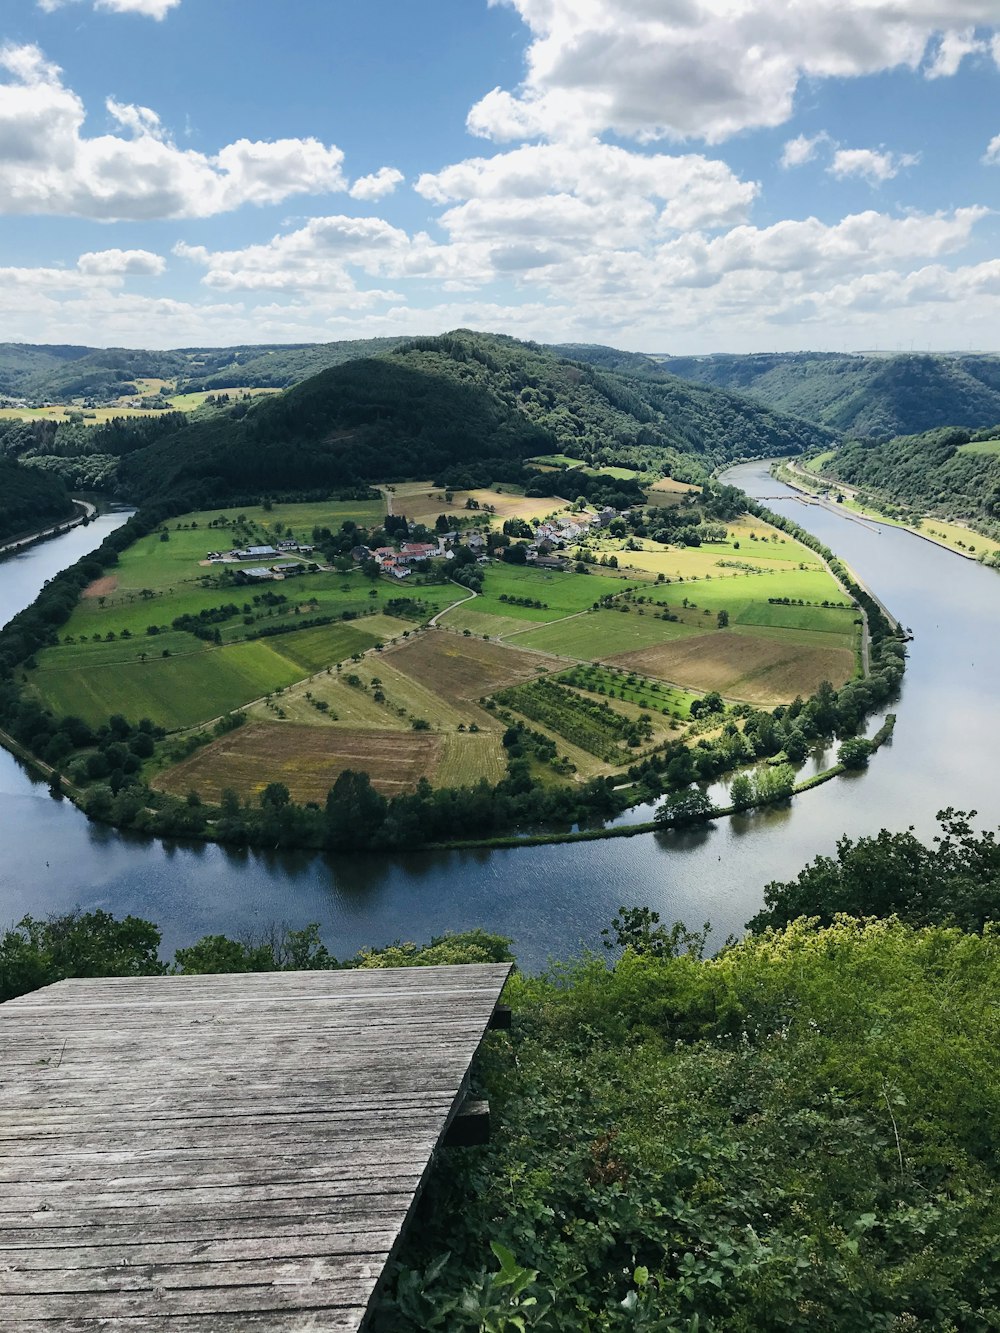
[0,962,511,1330]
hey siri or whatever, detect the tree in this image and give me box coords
[654,786,713,827]
[325,769,387,850]
[838,736,873,769]
[260,782,291,810]
[752,763,796,805]
[717,609,730,628]
[0,910,164,1003]
[729,773,753,810]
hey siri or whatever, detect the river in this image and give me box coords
[1,466,998,971]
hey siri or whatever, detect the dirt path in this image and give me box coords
[428,584,478,626]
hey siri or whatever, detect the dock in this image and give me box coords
[0,963,512,1330]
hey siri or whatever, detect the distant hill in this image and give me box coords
[175,339,408,391]
[0,457,75,545]
[116,331,834,509]
[564,348,1000,439]
[0,344,96,397]
[0,338,408,402]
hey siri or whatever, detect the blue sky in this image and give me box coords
[2,0,1000,352]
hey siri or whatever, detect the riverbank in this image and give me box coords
[0,498,98,562]
[778,458,1000,568]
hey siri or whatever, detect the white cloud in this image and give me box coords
[173,215,419,298]
[106,97,165,139]
[983,133,1000,164]
[924,28,987,78]
[828,147,921,184]
[470,1,1000,143]
[0,43,348,220]
[417,141,758,237]
[38,0,181,19]
[349,167,404,200]
[77,248,166,276]
[96,0,180,16]
[781,133,830,169]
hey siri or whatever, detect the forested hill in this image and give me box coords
[611,349,1000,440]
[825,426,1000,528]
[0,457,74,545]
[116,331,834,508]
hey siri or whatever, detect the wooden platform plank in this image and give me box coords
[0,962,512,1330]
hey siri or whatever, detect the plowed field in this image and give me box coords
[608,629,854,705]
[154,722,442,803]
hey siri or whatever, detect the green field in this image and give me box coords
[957,439,1000,456]
[441,564,631,628]
[30,498,474,731]
[34,639,304,730]
[26,495,867,806]
[513,609,699,658]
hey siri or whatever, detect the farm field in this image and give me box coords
[647,477,701,496]
[30,492,868,812]
[613,519,827,583]
[0,386,279,424]
[440,563,631,627]
[958,438,1000,456]
[918,518,1000,561]
[525,455,640,482]
[383,632,556,703]
[156,723,444,803]
[513,609,700,659]
[608,630,854,705]
[34,638,304,730]
[29,496,478,732]
[178,632,542,798]
[388,482,567,527]
[558,664,697,720]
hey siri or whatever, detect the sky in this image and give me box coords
[3,0,1000,354]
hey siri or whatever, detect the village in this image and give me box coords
[200,504,626,583]
[353,504,624,581]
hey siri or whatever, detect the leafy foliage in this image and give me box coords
[0,457,74,544]
[378,915,1000,1330]
[823,426,1000,534]
[750,808,1000,934]
[583,346,1000,440]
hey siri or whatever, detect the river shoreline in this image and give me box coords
[0,497,98,562]
[0,463,994,970]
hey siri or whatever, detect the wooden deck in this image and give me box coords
[0,963,512,1330]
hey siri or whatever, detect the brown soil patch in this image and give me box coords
[155,721,442,804]
[82,575,118,599]
[606,631,854,706]
[384,631,558,704]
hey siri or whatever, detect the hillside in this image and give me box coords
[116,331,835,508]
[822,426,1000,531]
[623,350,1000,439]
[0,457,75,545]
